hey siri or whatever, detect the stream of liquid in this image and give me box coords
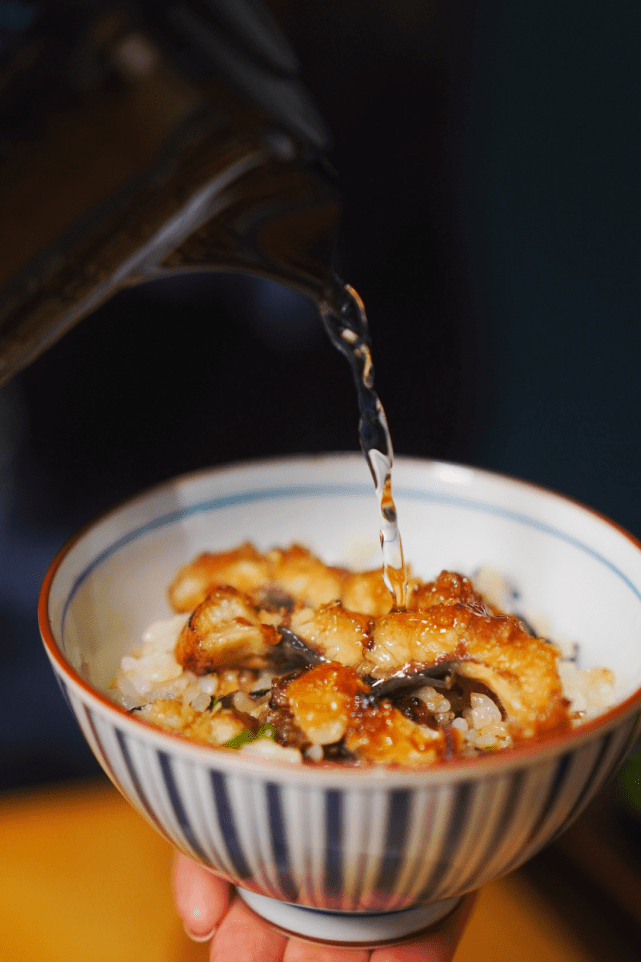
[320,284,408,609]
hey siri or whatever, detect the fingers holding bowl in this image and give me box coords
[172,852,231,943]
[208,893,288,962]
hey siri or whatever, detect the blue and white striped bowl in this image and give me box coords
[39,455,641,945]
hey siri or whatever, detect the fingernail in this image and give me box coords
[183,921,216,943]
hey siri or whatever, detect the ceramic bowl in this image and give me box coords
[39,455,641,946]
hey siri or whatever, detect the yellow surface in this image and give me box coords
[455,869,591,962]
[0,778,595,962]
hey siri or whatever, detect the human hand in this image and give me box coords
[172,851,475,961]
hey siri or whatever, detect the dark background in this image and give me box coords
[0,1,639,792]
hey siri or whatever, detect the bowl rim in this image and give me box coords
[38,453,641,787]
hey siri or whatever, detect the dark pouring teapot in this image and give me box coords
[0,0,343,386]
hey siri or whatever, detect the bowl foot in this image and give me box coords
[236,888,461,948]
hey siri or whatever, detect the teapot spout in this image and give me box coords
[150,151,343,306]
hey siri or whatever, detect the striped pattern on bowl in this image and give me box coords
[57,674,638,910]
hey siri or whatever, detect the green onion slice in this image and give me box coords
[223,724,276,749]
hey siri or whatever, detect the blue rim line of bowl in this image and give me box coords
[60,482,641,618]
